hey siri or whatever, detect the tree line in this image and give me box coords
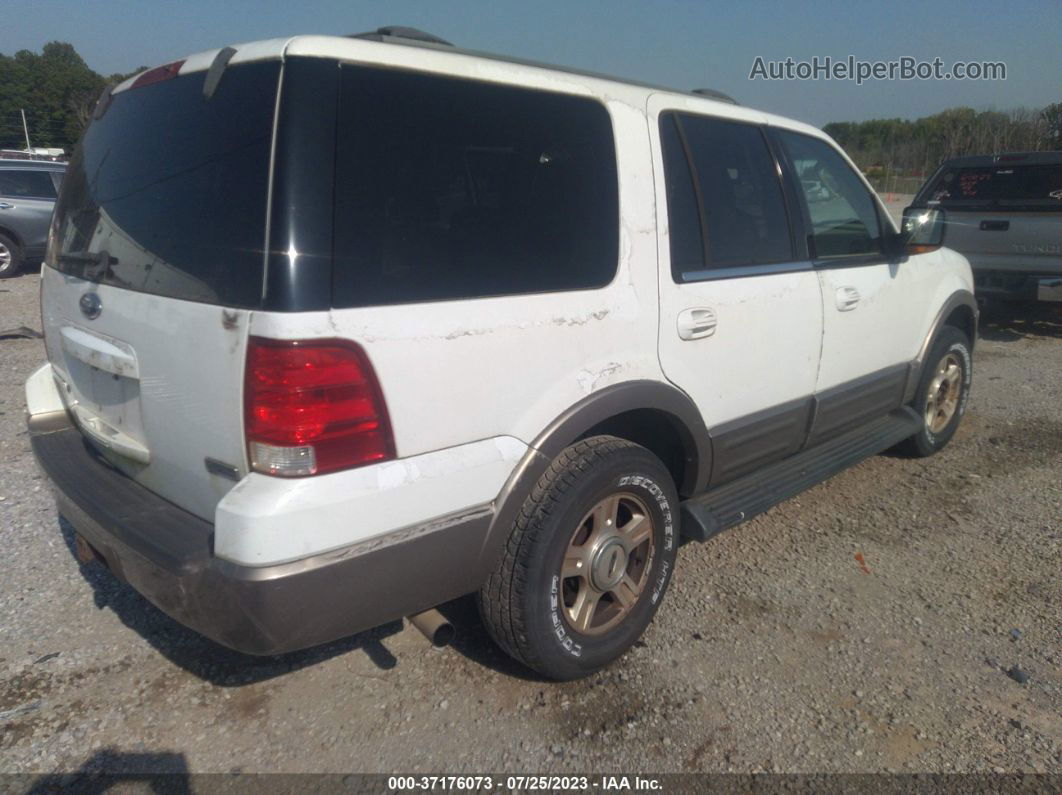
[824,104,1062,183]
[0,42,141,151]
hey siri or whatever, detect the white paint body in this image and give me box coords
[28,35,973,568]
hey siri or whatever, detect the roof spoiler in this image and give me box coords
[203,46,238,99]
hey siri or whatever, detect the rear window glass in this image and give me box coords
[923,164,1062,209]
[0,169,57,199]
[332,66,619,308]
[50,61,280,307]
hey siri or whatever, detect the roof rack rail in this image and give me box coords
[349,26,453,47]
[691,88,738,105]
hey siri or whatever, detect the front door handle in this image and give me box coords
[677,307,717,340]
[835,286,860,312]
[0,202,14,210]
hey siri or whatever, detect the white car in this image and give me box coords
[25,28,976,680]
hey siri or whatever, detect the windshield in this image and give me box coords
[921,163,1062,211]
[49,60,281,307]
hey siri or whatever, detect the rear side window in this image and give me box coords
[332,66,619,307]
[659,112,792,280]
[0,170,57,199]
[777,131,883,259]
[50,61,280,307]
[922,164,1062,210]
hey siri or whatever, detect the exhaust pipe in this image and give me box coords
[74,534,99,564]
[407,608,455,648]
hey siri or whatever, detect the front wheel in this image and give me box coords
[478,436,679,680]
[902,326,972,457]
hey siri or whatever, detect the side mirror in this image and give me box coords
[897,206,946,254]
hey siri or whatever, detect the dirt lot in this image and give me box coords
[1,270,1059,777]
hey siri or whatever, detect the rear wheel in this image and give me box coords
[902,326,972,457]
[478,436,679,680]
[0,233,22,279]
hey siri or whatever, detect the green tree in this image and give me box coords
[0,41,106,151]
[1042,102,1062,150]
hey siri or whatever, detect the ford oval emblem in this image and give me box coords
[79,292,102,320]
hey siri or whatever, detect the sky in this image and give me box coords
[4,0,1060,127]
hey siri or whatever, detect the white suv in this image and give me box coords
[25,28,976,680]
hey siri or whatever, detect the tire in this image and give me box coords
[901,326,972,457]
[478,436,679,680]
[0,233,22,279]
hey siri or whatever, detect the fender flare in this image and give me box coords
[474,380,710,577]
[0,225,24,249]
[904,289,979,403]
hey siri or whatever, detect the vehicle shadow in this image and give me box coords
[59,517,404,687]
[23,748,190,793]
[978,300,1062,343]
[434,595,551,683]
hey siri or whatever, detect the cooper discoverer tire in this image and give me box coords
[478,436,679,680]
[901,326,972,457]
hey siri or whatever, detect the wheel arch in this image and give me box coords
[476,380,711,577]
[905,289,979,403]
[0,225,24,249]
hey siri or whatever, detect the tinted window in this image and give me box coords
[50,61,280,307]
[778,131,882,259]
[922,164,1062,209]
[332,66,618,307]
[659,113,792,278]
[0,170,57,199]
[659,115,705,274]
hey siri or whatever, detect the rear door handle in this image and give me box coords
[835,286,860,311]
[677,307,717,340]
[980,220,1009,231]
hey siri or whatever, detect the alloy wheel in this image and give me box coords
[560,492,655,636]
[925,352,963,433]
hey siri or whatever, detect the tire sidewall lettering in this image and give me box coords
[550,575,583,657]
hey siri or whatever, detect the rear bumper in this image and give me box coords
[974,269,1062,301]
[28,411,494,655]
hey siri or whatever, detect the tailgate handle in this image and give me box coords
[60,326,139,379]
[980,220,1009,231]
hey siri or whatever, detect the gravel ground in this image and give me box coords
[1,269,1059,777]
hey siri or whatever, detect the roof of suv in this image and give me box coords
[937,151,1062,168]
[110,30,825,141]
[0,158,66,171]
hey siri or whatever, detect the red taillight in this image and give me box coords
[244,337,395,477]
[130,60,186,90]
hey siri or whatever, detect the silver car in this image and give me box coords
[0,158,66,278]
[912,151,1062,302]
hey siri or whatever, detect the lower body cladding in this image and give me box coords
[27,412,516,656]
[974,269,1062,302]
